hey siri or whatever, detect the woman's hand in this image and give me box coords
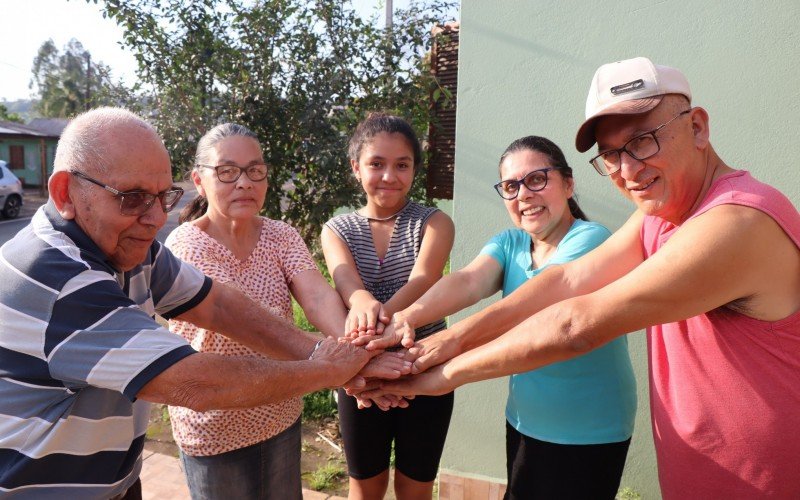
[409,329,462,374]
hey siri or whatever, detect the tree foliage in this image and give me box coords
[96,0,456,250]
[0,104,23,123]
[29,38,129,118]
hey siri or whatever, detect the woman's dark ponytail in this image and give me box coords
[179,195,209,224]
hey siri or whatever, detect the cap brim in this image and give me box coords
[575,96,663,152]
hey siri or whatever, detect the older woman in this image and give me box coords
[165,123,350,499]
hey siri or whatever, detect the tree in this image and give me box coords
[97,0,456,251]
[29,38,130,117]
[0,104,23,123]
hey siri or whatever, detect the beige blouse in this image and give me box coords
[165,218,317,456]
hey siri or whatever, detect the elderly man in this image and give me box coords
[377,57,800,498]
[0,108,372,499]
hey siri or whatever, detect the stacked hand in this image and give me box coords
[342,317,463,409]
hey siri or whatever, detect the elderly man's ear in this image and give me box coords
[49,171,77,220]
[690,106,711,149]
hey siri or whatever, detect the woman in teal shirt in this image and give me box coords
[381,136,637,499]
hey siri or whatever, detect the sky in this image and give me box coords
[0,0,424,103]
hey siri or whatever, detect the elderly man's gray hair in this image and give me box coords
[54,107,160,174]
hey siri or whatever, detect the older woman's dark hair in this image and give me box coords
[348,112,422,169]
[179,123,261,224]
[499,135,588,221]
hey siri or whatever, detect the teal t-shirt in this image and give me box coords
[480,220,637,444]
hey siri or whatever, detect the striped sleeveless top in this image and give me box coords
[325,201,446,339]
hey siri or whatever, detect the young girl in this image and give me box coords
[321,113,454,499]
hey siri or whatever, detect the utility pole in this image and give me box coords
[85,52,91,111]
[385,0,393,29]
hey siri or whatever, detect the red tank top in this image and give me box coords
[640,170,800,499]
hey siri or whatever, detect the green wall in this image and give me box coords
[0,138,57,186]
[445,1,800,497]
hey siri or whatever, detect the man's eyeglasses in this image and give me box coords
[493,168,554,200]
[197,163,269,183]
[69,170,184,216]
[589,109,692,176]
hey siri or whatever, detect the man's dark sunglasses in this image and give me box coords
[70,170,184,216]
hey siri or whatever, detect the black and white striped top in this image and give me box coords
[325,201,446,340]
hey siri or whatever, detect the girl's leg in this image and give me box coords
[394,469,434,500]
[393,392,455,499]
[337,388,394,500]
[347,470,391,500]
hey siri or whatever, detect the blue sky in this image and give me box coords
[0,0,417,102]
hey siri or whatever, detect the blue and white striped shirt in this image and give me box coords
[0,202,210,499]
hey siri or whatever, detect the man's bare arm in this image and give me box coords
[176,282,319,361]
[138,338,371,411]
[408,211,647,372]
[385,204,800,396]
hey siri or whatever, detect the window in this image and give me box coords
[9,145,24,169]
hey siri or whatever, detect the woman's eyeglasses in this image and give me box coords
[197,163,269,183]
[493,168,553,200]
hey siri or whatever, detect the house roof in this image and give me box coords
[0,118,68,138]
[27,118,69,137]
[0,121,47,136]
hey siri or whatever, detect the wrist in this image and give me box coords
[349,290,376,308]
[308,339,324,360]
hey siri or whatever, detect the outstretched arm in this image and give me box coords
[291,268,348,338]
[176,281,321,360]
[380,211,455,327]
[321,224,385,335]
[139,337,372,411]
[356,253,502,350]
[385,204,798,396]
[404,212,646,372]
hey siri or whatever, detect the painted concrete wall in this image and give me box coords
[443,1,800,497]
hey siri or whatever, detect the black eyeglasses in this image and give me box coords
[196,163,269,183]
[493,168,554,200]
[589,109,692,176]
[69,170,184,216]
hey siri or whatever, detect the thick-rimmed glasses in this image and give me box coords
[69,170,184,216]
[493,168,554,200]
[589,109,692,176]
[197,163,268,183]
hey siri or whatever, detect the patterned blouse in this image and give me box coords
[165,218,317,456]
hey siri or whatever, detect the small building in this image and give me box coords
[0,119,67,187]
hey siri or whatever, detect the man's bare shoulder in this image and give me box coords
[678,203,800,320]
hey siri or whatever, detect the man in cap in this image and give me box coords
[0,107,376,499]
[376,57,800,497]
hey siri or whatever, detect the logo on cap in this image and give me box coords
[610,79,644,95]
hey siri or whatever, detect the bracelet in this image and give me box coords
[308,339,324,360]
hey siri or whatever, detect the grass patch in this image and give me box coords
[302,389,337,422]
[306,462,346,491]
[616,486,642,500]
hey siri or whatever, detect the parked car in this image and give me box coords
[0,160,24,219]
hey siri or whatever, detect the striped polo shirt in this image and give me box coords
[0,202,209,499]
[325,201,446,339]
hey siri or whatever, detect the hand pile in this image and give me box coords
[337,313,460,410]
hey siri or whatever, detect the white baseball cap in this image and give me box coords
[575,57,692,152]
